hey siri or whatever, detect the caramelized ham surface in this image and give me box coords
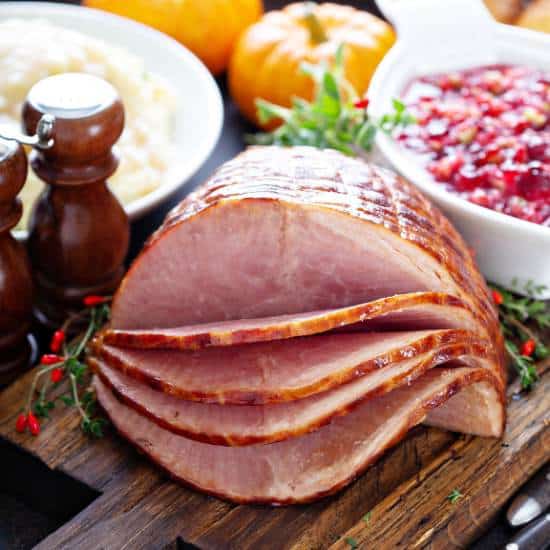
[103,293,480,351]
[94,147,507,505]
[92,332,491,445]
[94,330,491,404]
[95,367,504,504]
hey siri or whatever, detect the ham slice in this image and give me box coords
[102,292,480,351]
[91,332,491,445]
[93,330,492,404]
[94,366,504,504]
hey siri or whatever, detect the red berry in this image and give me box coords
[492,290,503,305]
[353,98,369,109]
[27,413,40,436]
[40,354,64,366]
[83,295,106,307]
[50,330,65,353]
[15,413,27,433]
[50,368,64,384]
[521,339,536,357]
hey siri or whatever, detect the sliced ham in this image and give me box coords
[94,146,506,505]
[91,333,491,445]
[102,292,480,351]
[94,366,504,504]
[93,330,492,404]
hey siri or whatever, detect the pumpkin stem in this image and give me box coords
[301,3,328,44]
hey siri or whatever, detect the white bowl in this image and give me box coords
[0,2,223,239]
[370,0,550,297]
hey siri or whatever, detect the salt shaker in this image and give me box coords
[0,138,34,383]
[23,73,130,328]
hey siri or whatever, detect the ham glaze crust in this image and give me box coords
[94,146,506,505]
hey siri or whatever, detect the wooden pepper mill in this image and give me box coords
[23,73,130,328]
[0,138,35,383]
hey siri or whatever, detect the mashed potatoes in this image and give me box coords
[0,19,176,230]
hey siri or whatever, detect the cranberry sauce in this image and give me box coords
[397,65,550,226]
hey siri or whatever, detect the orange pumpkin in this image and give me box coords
[229,2,395,127]
[84,0,263,75]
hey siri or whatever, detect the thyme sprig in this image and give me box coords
[491,281,549,390]
[447,489,463,504]
[248,44,415,154]
[16,299,110,437]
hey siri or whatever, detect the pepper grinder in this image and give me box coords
[0,138,35,383]
[23,73,130,328]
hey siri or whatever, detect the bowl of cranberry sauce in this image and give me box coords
[397,65,549,227]
[369,0,550,296]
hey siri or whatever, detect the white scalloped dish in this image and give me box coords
[370,0,550,297]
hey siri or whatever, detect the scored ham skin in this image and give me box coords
[91,334,492,446]
[110,146,504,386]
[94,366,504,504]
[92,330,496,405]
[102,292,480,351]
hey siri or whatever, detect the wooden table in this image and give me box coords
[0,2,548,549]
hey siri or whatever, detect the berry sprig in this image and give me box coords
[15,296,111,437]
[491,282,549,390]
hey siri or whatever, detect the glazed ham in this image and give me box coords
[95,366,504,504]
[92,146,506,504]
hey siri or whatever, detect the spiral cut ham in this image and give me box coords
[95,366,503,504]
[92,146,506,504]
[91,329,492,446]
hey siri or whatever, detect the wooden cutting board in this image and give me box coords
[0,362,547,550]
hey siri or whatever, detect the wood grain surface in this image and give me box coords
[0,359,547,549]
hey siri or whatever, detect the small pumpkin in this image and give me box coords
[84,0,263,75]
[229,2,395,127]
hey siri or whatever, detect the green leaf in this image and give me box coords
[255,99,292,125]
[362,511,372,524]
[59,395,75,407]
[334,43,345,70]
[67,360,88,383]
[322,71,340,100]
[82,417,107,438]
[355,122,377,151]
[33,400,55,418]
[447,489,463,504]
[345,537,359,549]
[392,98,405,113]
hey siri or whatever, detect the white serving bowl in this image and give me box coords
[0,2,223,239]
[370,0,550,297]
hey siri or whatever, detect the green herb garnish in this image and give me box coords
[491,281,549,390]
[362,511,372,524]
[248,44,414,155]
[17,299,110,438]
[447,489,463,504]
